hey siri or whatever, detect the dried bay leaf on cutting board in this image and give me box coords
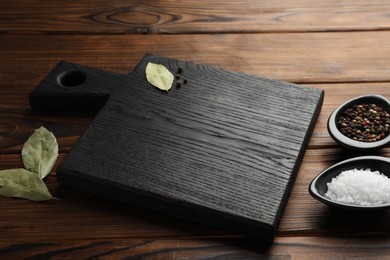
[145,62,174,91]
[22,126,58,179]
[0,168,56,201]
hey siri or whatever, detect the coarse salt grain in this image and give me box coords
[325,168,390,206]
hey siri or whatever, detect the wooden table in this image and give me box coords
[1,1,390,258]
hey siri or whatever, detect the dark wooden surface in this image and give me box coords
[30,56,322,241]
[1,1,390,259]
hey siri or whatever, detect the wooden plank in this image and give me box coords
[2,149,390,243]
[2,82,390,154]
[0,111,93,154]
[1,236,390,259]
[1,1,390,34]
[2,32,390,84]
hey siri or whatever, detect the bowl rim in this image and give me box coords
[309,155,390,210]
[327,94,390,150]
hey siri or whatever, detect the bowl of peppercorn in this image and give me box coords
[327,94,390,151]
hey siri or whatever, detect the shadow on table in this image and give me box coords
[54,184,277,243]
[317,206,390,236]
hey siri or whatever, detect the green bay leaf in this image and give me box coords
[145,62,174,91]
[0,168,56,201]
[22,126,59,179]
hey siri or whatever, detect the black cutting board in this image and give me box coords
[30,54,324,241]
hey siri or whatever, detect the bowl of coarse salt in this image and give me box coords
[309,156,390,210]
[327,94,390,151]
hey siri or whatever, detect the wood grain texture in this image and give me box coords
[29,55,322,241]
[2,149,390,244]
[3,32,390,84]
[0,111,93,154]
[1,0,390,34]
[3,1,390,257]
[2,81,390,154]
[1,236,390,259]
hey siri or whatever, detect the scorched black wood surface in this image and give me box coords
[29,54,324,241]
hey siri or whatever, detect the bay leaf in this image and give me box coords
[145,62,174,91]
[0,168,56,201]
[22,126,59,179]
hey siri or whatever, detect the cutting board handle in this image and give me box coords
[29,54,179,111]
[29,61,114,111]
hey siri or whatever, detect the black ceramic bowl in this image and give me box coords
[327,94,390,151]
[309,156,390,210]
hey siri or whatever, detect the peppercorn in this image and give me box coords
[175,66,188,88]
[337,103,390,142]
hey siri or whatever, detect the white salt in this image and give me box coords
[325,168,390,206]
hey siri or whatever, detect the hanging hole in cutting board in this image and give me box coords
[59,71,87,87]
